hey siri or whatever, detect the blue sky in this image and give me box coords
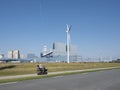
[0,0,120,58]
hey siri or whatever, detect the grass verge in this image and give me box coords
[0,67,120,84]
[1,62,120,76]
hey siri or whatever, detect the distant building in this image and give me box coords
[52,42,78,56]
[13,50,20,59]
[8,50,13,59]
[41,42,79,62]
[0,54,4,59]
[8,50,20,59]
[20,54,25,59]
[69,44,78,56]
[53,42,66,56]
[43,45,47,56]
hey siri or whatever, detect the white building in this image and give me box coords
[20,54,24,59]
[13,50,20,59]
[53,42,77,56]
[8,51,13,59]
[8,50,20,59]
[53,42,66,56]
[43,45,47,56]
[0,54,4,59]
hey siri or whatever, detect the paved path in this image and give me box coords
[0,67,119,80]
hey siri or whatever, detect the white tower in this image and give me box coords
[66,24,71,63]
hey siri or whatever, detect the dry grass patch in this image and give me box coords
[0,62,120,76]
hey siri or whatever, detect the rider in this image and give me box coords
[39,64,44,73]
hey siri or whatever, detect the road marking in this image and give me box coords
[0,82,17,86]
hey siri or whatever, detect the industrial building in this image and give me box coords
[41,42,79,62]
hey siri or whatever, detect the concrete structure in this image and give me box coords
[8,50,20,59]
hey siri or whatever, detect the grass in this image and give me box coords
[0,62,120,76]
[0,62,120,83]
[0,66,118,84]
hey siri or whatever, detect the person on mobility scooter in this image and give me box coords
[37,64,48,75]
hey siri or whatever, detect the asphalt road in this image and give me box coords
[0,69,120,90]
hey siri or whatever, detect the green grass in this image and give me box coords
[0,62,120,76]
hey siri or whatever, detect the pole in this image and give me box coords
[66,25,70,63]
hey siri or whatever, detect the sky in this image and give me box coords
[0,0,120,58]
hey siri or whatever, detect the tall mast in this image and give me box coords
[66,24,71,63]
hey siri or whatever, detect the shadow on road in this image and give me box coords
[0,65,16,70]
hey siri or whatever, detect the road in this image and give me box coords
[0,69,120,90]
